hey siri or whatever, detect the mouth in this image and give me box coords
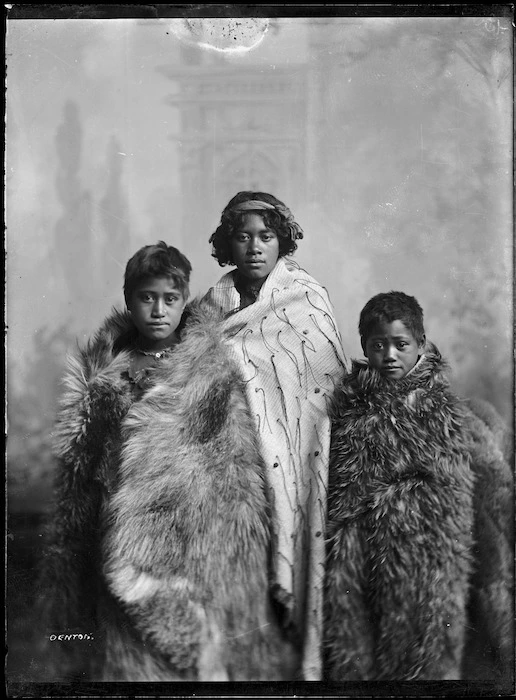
[245,259,264,265]
[148,323,169,327]
[382,366,401,373]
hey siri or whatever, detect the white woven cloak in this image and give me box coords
[204,258,347,679]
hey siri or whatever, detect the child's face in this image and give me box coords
[363,319,425,380]
[231,213,280,282]
[127,276,185,349]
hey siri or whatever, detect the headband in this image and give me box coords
[228,200,276,213]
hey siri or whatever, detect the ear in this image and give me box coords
[361,338,368,358]
[418,334,426,352]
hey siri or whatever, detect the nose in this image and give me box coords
[385,344,397,362]
[151,299,166,317]
[247,235,261,254]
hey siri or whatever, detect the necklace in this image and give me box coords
[134,347,174,359]
[236,275,263,302]
[245,284,261,301]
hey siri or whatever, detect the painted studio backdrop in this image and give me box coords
[6,14,513,682]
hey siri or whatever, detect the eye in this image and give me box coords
[397,342,409,349]
[139,292,154,302]
[234,233,249,242]
[372,342,383,350]
[165,295,180,304]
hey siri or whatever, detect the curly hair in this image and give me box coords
[123,241,192,305]
[359,291,426,346]
[209,191,304,266]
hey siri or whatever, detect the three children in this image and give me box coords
[43,239,511,683]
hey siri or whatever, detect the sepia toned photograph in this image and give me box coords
[5,4,514,696]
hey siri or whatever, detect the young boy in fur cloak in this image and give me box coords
[40,241,296,682]
[324,291,513,682]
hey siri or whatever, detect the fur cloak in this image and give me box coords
[40,300,297,682]
[39,307,138,682]
[324,348,476,681]
[461,397,514,682]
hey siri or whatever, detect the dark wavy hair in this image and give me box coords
[209,191,304,267]
[359,291,426,347]
[123,241,192,305]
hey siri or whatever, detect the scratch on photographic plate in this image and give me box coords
[167,18,269,55]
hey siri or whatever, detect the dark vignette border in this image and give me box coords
[4,3,515,699]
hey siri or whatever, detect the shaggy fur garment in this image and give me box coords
[101,300,297,681]
[40,301,297,681]
[324,348,475,681]
[39,309,137,681]
[461,397,514,682]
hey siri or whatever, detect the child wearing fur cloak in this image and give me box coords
[324,291,513,682]
[40,241,296,682]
